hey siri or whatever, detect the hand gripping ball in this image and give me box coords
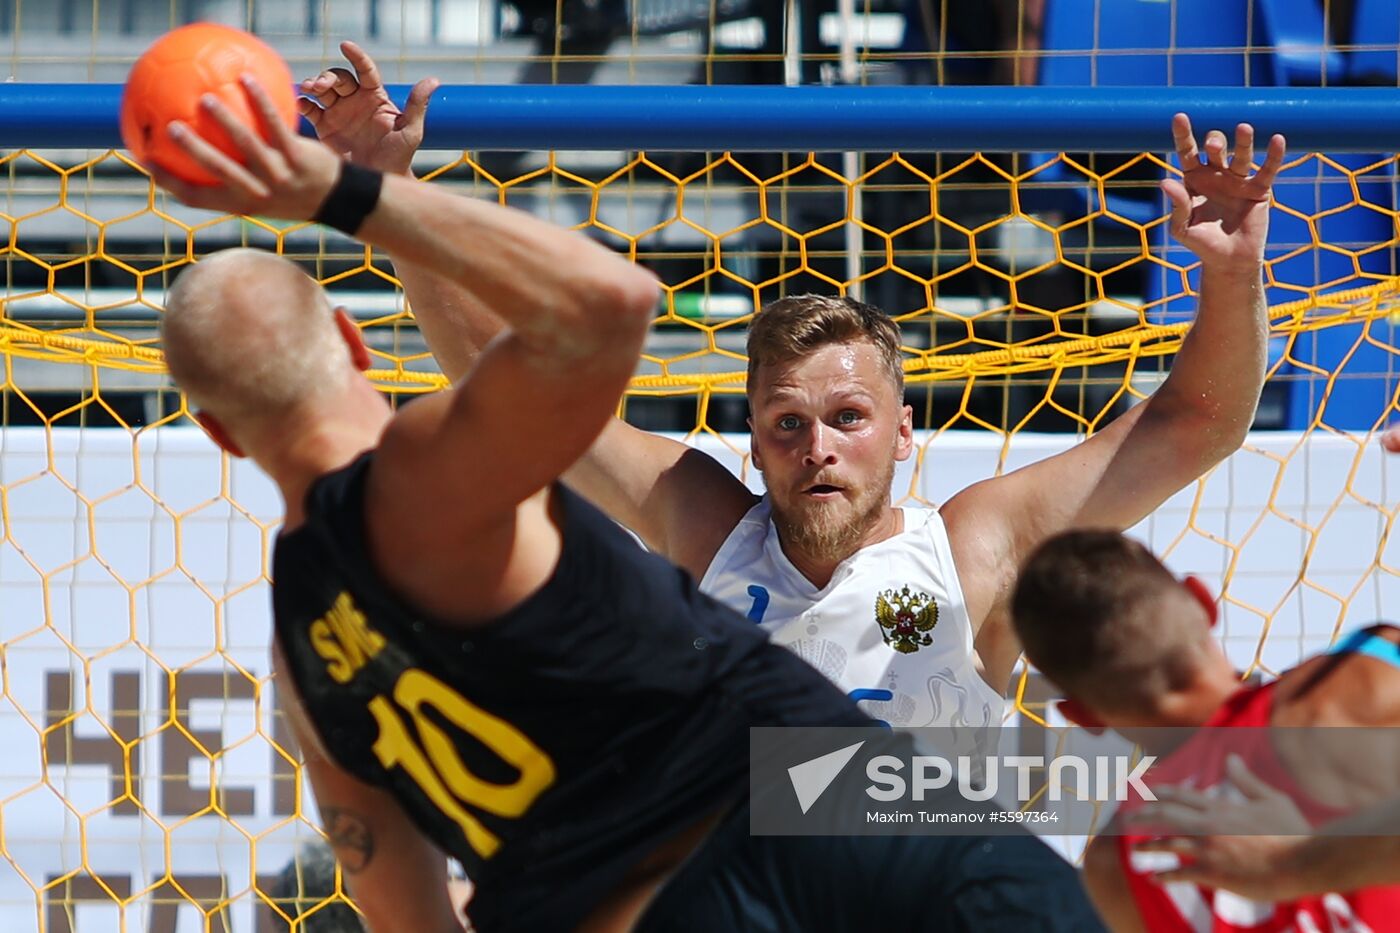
[121,23,297,186]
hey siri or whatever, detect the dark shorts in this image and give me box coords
[634,800,1106,933]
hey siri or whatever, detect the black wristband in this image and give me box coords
[312,162,384,236]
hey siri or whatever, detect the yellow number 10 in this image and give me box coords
[368,668,557,859]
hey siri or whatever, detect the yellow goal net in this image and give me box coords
[1,0,1398,926]
[2,144,1398,927]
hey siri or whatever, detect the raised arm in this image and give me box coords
[298,41,490,383]
[947,115,1286,689]
[155,77,661,594]
[297,43,756,577]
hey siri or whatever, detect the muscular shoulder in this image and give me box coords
[367,451,559,627]
[1272,626,1400,813]
[667,481,759,580]
[1274,625,1400,727]
[938,490,1009,625]
[694,494,767,574]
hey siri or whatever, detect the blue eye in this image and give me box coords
[837,410,859,425]
[778,415,800,431]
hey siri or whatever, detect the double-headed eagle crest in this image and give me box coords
[875,585,939,654]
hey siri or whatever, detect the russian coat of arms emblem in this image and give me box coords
[874,585,939,654]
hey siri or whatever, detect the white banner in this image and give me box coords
[1,428,300,933]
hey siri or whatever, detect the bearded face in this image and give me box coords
[749,340,913,565]
[770,453,897,562]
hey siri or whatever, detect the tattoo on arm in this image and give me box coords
[320,806,375,874]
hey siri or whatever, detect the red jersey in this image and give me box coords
[1116,639,1400,933]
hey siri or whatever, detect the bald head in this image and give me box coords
[1012,530,1217,718]
[161,249,353,424]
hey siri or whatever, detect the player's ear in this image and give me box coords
[1182,575,1218,629]
[1056,698,1107,735]
[332,306,371,372]
[194,411,246,458]
[894,399,914,462]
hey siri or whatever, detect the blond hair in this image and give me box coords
[745,294,904,392]
[161,249,351,423]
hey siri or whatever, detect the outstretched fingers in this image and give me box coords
[1172,112,1200,168]
[340,40,384,91]
[1229,123,1254,177]
[401,76,440,132]
[1247,132,1287,196]
[1172,110,1287,204]
[1161,177,1193,236]
[1203,129,1229,171]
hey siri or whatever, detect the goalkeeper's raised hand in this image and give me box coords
[299,40,439,177]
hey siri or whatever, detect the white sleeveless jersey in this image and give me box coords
[699,497,1004,729]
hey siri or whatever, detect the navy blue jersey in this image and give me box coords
[272,453,870,933]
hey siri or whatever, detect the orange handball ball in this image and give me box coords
[121,23,297,186]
